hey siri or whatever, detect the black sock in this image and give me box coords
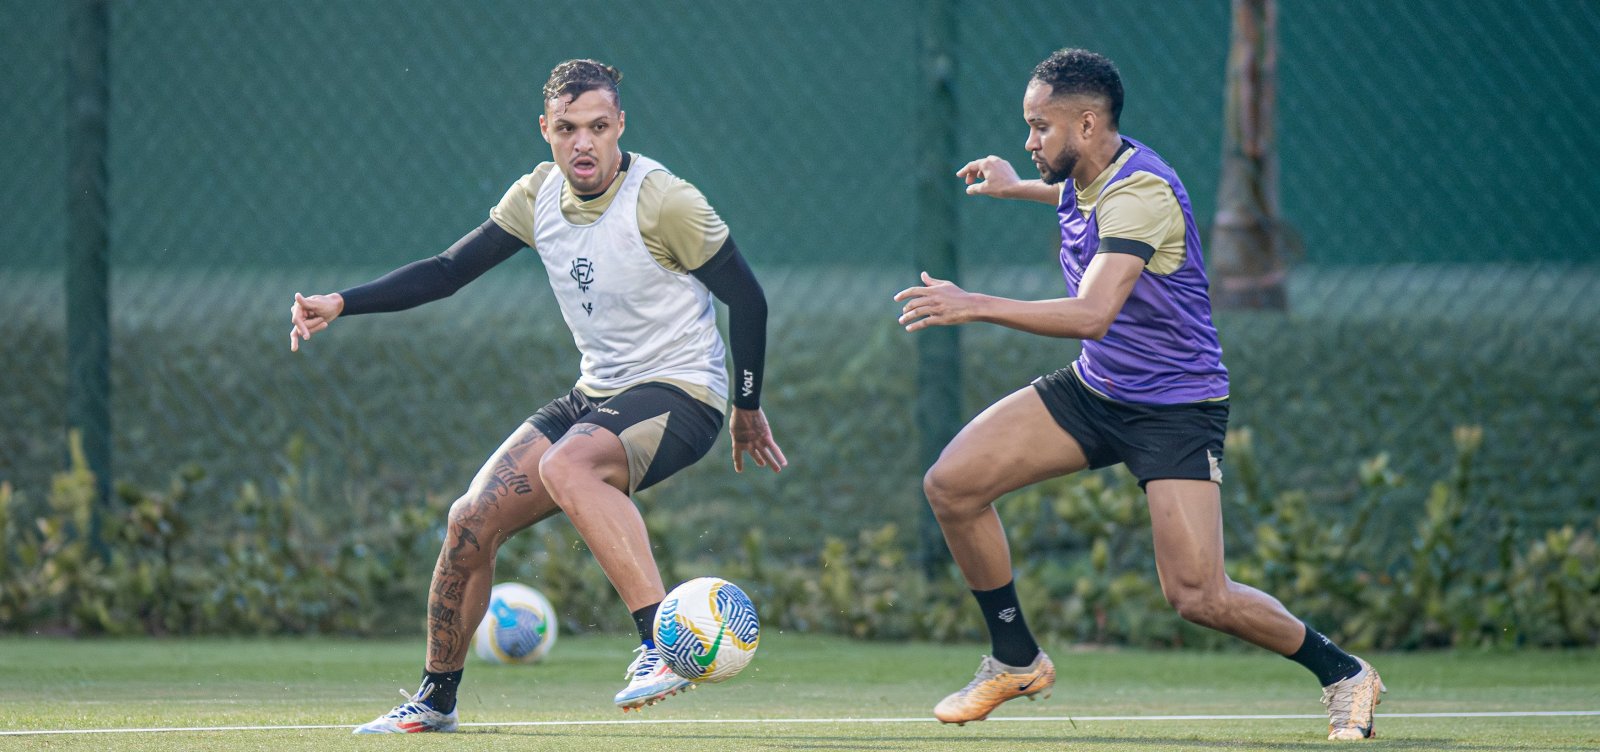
[972,581,1040,668]
[1286,623,1361,686]
[632,602,661,649]
[419,669,463,714]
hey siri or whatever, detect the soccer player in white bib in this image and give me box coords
[289,59,786,734]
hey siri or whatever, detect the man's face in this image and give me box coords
[1023,80,1084,185]
[540,89,625,195]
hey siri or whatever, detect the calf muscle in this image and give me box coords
[424,424,561,672]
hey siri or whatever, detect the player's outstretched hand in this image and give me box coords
[731,407,787,474]
[894,271,980,332]
[956,155,1021,198]
[290,292,345,352]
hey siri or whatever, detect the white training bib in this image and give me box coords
[530,156,728,401]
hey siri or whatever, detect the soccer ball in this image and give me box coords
[473,582,558,664]
[653,577,759,683]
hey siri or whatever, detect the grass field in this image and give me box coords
[2,633,1597,751]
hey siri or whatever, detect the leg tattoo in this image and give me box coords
[423,426,553,674]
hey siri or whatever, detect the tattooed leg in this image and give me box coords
[538,424,667,613]
[424,423,561,672]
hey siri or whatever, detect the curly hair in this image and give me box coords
[542,59,622,108]
[1031,48,1123,127]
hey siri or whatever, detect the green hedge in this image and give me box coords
[5,429,1595,649]
[5,269,1598,565]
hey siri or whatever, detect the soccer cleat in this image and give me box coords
[934,652,1055,725]
[352,684,459,734]
[1322,656,1386,740]
[614,644,694,711]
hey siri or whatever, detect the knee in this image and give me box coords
[1163,584,1225,628]
[923,464,982,523]
[537,449,583,508]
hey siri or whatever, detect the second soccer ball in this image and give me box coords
[473,582,559,664]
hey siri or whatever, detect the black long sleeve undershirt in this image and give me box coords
[691,237,767,410]
[338,220,526,315]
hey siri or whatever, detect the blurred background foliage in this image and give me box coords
[3,429,1595,648]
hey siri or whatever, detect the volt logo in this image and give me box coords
[741,369,754,397]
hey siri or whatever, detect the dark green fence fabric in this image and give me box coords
[3,1,1597,553]
[10,2,1597,271]
[1280,0,1600,265]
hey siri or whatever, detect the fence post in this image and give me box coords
[914,0,962,578]
[67,0,113,554]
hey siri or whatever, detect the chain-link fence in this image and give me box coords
[3,0,1598,562]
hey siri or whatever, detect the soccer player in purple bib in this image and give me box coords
[895,49,1385,740]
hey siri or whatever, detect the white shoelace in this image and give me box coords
[959,656,1005,693]
[385,682,437,718]
[626,645,664,680]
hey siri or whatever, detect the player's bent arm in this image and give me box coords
[336,220,526,316]
[291,221,526,350]
[689,237,766,410]
[1001,179,1064,205]
[689,237,787,472]
[974,251,1144,339]
[956,156,1061,205]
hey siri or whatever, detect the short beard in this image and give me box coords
[565,156,611,195]
[567,172,605,194]
[1036,147,1077,185]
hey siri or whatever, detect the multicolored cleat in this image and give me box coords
[352,684,459,734]
[934,652,1056,725]
[1322,656,1385,740]
[614,644,694,711]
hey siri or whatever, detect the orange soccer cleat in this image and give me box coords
[934,652,1055,725]
[1322,656,1386,740]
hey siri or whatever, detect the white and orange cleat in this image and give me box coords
[614,644,694,711]
[1322,656,1386,740]
[352,685,459,734]
[934,652,1055,725]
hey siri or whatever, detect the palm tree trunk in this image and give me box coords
[1211,0,1286,310]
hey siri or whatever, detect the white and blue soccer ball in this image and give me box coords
[473,582,558,664]
[653,576,760,683]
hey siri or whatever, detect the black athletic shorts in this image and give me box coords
[1031,367,1228,489]
[527,382,724,494]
